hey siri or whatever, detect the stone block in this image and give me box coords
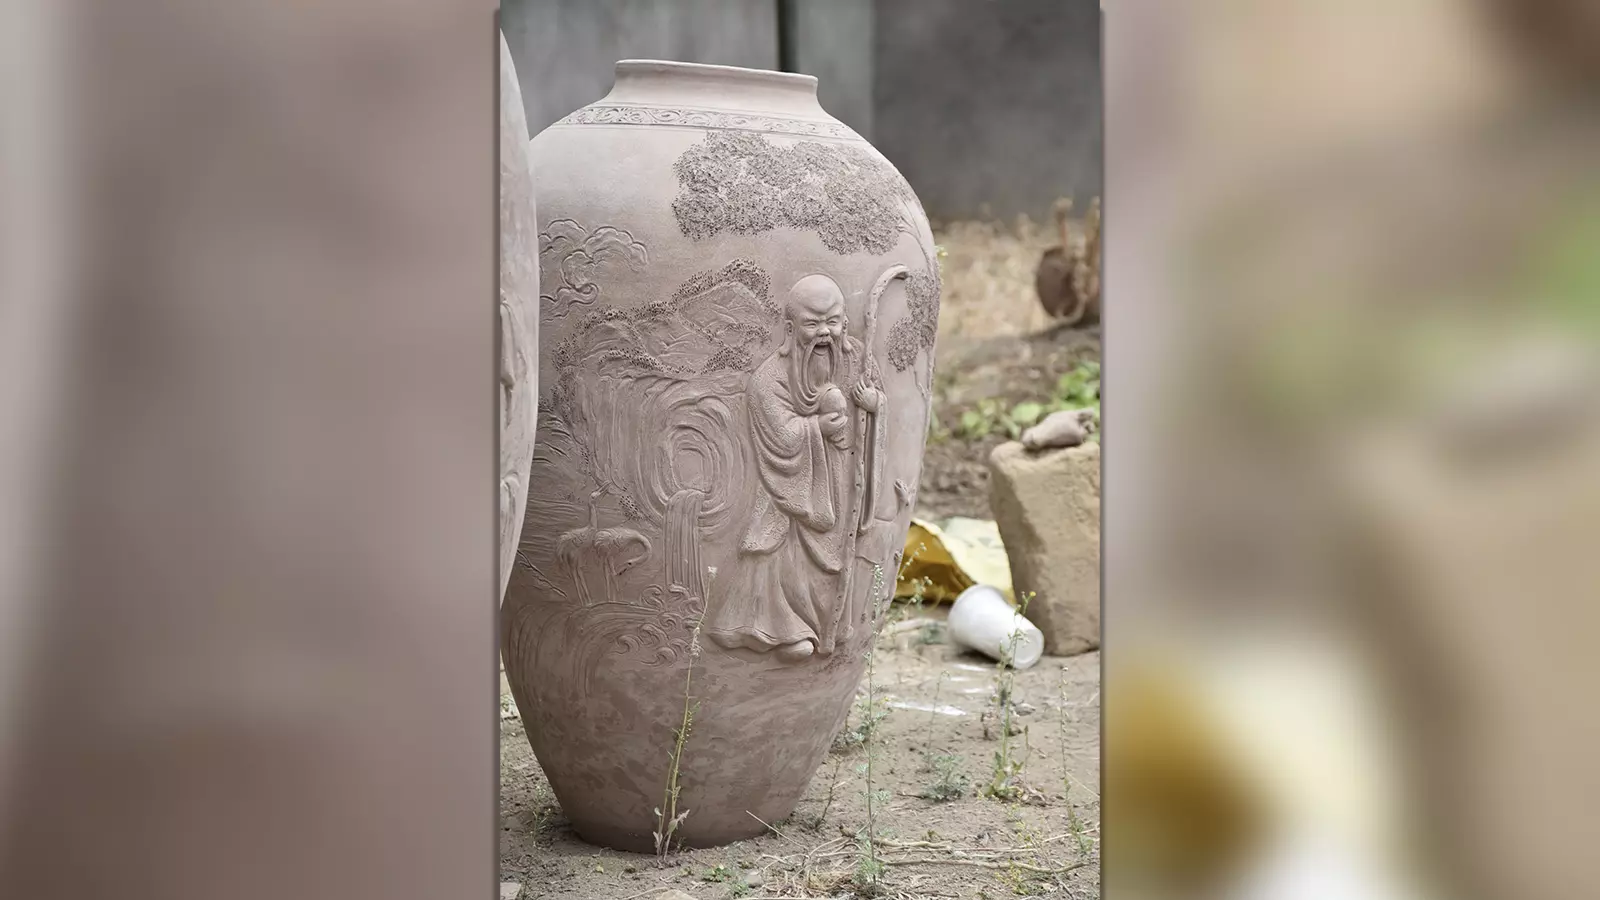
[988,440,1100,655]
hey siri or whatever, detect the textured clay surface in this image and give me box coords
[503,61,941,851]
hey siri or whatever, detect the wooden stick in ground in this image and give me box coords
[874,840,1040,856]
[882,616,940,637]
[746,810,805,850]
[882,857,1093,875]
[801,835,849,894]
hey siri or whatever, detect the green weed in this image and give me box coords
[918,752,970,802]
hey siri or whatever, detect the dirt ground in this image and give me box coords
[500,220,1102,899]
[500,635,1101,900]
[917,324,1100,522]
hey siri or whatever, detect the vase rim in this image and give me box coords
[614,59,819,93]
[603,60,829,119]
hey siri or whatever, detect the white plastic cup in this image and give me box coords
[947,584,1045,670]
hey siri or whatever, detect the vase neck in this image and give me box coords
[602,60,827,119]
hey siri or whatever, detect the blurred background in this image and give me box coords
[500,0,1103,222]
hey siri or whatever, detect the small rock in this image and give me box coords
[656,891,701,900]
[989,441,1100,655]
[499,882,522,900]
[743,870,765,887]
[1020,408,1095,451]
[1014,702,1037,716]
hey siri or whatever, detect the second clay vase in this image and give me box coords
[499,33,540,600]
[503,61,941,851]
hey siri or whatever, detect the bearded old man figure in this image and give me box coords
[706,273,886,663]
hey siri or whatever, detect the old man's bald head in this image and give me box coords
[786,274,846,349]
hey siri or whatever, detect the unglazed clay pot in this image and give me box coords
[499,33,540,600]
[503,60,941,852]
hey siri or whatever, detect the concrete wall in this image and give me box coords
[872,0,1102,222]
[781,0,876,140]
[500,0,1101,222]
[500,0,778,134]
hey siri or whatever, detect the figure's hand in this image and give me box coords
[851,382,882,414]
[820,410,850,440]
[819,386,849,416]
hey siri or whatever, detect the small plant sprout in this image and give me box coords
[833,690,890,752]
[862,566,889,850]
[853,829,887,896]
[918,752,970,802]
[985,592,1034,802]
[793,755,846,832]
[952,359,1101,442]
[652,568,712,857]
[854,563,893,897]
[922,670,951,755]
[894,541,928,611]
[1058,669,1094,858]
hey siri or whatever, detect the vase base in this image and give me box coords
[566,808,783,854]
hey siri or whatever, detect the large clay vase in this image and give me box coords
[504,60,941,851]
[498,32,540,600]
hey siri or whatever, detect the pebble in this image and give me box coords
[1020,408,1095,451]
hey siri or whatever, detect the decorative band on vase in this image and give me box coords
[556,104,857,140]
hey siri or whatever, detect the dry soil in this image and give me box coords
[500,634,1101,900]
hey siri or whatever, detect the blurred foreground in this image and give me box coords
[1107,2,1599,899]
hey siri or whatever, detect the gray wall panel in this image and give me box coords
[873,0,1102,222]
[501,0,780,134]
[782,0,875,140]
[500,0,1101,221]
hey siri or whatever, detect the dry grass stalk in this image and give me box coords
[652,574,710,857]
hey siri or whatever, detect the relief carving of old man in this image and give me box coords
[705,273,885,662]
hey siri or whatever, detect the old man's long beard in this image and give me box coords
[791,334,843,415]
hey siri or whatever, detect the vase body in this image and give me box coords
[499,32,540,600]
[504,60,941,851]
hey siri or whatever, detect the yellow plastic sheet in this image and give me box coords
[895,517,1015,605]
